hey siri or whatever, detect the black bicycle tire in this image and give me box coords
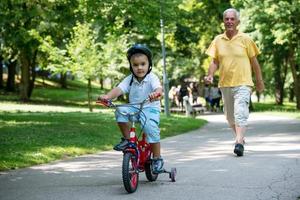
[122,152,139,193]
[145,159,158,182]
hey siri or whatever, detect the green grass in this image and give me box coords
[0,78,108,107]
[252,102,300,119]
[257,111,300,119]
[253,102,298,112]
[0,110,206,171]
[32,78,107,105]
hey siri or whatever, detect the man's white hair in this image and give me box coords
[223,8,240,20]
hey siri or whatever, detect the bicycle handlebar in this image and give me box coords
[96,98,114,107]
[96,93,161,118]
[96,93,161,109]
[96,93,161,134]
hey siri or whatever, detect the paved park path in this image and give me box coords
[1,113,299,200]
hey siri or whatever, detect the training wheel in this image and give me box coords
[169,167,176,182]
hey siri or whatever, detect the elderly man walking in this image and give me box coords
[205,8,265,156]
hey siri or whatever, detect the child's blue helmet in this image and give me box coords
[127,44,153,75]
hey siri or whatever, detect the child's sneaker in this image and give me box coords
[113,138,129,151]
[152,157,164,174]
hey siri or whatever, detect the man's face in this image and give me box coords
[223,11,239,32]
[130,53,149,80]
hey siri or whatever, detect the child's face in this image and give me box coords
[130,53,149,81]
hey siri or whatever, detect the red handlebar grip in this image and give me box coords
[96,99,112,107]
[155,93,161,98]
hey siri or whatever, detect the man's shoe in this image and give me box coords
[152,157,164,174]
[113,138,129,151]
[234,143,244,156]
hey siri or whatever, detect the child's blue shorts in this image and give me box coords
[115,106,160,143]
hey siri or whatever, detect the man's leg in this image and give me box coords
[233,86,251,144]
[232,86,251,156]
[221,87,245,156]
[220,87,235,135]
[235,126,246,144]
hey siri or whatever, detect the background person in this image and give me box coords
[189,82,199,105]
[209,82,222,112]
[169,86,178,107]
[178,83,189,111]
[204,84,211,111]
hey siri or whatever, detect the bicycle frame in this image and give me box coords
[97,99,153,155]
[125,130,152,172]
[97,99,153,172]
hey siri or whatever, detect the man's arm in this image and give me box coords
[250,56,265,93]
[205,58,219,84]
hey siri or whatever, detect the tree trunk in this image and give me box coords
[0,56,3,89]
[28,50,37,98]
[273,54,288,105]
[294,70,300,110]
[289,49,300,110]
[110,79,114,90]
[28,63,35,98]
[87,78,93,112]
[60,72,67,89]
[274,67,284,105]
[99,76,104,89]
[6,60,17,92]
[20,53,30,102]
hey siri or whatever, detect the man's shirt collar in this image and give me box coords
[221,31,242,41]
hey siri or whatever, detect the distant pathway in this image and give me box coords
[0,113,299,200]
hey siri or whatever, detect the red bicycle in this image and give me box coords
[96,97,176,193]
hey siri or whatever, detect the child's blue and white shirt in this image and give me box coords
[117,72,162,109]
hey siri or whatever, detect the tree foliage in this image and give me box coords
[1,0,299,109]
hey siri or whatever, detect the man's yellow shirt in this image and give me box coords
[206,31,260,87]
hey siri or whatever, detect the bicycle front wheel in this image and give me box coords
[122,152,139,193]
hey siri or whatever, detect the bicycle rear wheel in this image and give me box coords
[122,152,139,193]
[145,159,158,181]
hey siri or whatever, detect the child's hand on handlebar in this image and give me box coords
[98,95,110,101]
[96,95,112,106]
[148,92,161,102]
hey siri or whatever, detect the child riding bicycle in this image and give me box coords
[98,44,164,174]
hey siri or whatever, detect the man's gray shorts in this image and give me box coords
[220,86,251,127]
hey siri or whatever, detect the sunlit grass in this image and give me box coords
[258,111,300,119]
[253,101,298,112]
[35,78,61,87]
[1,78,108,106]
